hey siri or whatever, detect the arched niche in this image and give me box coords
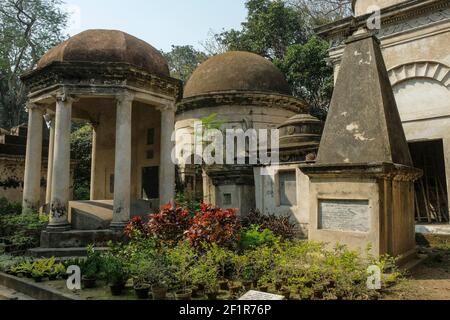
[389,61,450,122]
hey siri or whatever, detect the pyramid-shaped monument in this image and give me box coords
[301,29,421,262]
[316,30,412,167]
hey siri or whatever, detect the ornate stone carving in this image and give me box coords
[324,2,450,49]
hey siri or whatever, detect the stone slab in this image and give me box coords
[319,199,370,232]
[239,290,285,300]
[0,272,81,300]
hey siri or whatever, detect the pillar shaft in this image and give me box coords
[48,95,73,231]
[159,106,176,205]
[45,115,55,206]
[22,105,44,213]
[90,124,97,200]
[111,93,133,230]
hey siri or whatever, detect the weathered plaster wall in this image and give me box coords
[308,177,381,256]
[175,104,296,212]
[0,156,47,204]
[254,164,310,237]
[354,0,407,16]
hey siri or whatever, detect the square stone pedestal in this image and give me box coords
[301,163,422,264]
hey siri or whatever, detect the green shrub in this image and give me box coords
[102,253,129,286]
[0,212,48,253]
[81,245,103,280]
[0,198,22,216]
[239,225,279,250]
[242,210,296,240]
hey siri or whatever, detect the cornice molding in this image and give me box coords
[176,91,309,115]
[21,61,183,102]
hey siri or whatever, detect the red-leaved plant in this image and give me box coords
[124,216,149,238]
[185,203,241,249]
[147,204,192,245]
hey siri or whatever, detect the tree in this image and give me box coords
[288,0,353,26]
[0,0,68,129]
[215,0,309,61]
[210,0,339,118]
[275,36,334,118]
[71,123,92,200]
[163,45,208,84]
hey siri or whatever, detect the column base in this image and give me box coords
[46,223,71,233]
[110,221,127,232]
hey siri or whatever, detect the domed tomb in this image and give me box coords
[37,29,169,77]
[183,51,290,98]
[278,114,323,162]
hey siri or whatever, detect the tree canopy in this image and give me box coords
[209,0,346,118]
[163,45,208,84]
[0,0,68,129]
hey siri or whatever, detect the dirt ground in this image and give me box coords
[384,241,450,300]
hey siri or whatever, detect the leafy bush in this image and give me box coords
[0,212,48,253]
[167,242,197,291]
[81,245,103,279]
[185,204,241,249]
[0,198,22,216]
[8,257,65,280]
[148,204,192,245]
[71,124,92,201]
[124,216,149,239]
[102,253,129,286]
[239,225,279,250]
[243,210,296,240]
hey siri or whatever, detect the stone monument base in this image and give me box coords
[301,163,422,264]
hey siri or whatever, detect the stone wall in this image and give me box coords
[254,164,310,237]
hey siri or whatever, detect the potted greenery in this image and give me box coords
[146,251,172,300]
[131,258,152,299]
[168,242,196,300]
[103,255,129,296]
[190,254,220,300]
[49,263,65,281]
[81,246,102,289]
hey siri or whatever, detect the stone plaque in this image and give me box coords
[319,199,370,232]
[239,290,285,300]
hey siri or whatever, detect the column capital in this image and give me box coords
[54,92,77,104]
[26,102,46,112]
[157,102,176,112]
[116,91,135,104]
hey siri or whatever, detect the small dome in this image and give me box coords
[37,29,170,77]
[183,51,291,98]
[278,114,323,150]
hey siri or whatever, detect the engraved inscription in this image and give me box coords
[319,199,370,233]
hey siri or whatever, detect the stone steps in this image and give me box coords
[40,229,123,249]
[69,200,114,230]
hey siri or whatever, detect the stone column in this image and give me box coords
[111,92,134,230]
[48,94,74,231]
[90,122,98,200]
[22,104,44,213]
[45,114,55,207]
[159,104,176,205]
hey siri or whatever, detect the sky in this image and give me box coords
[63,0,248,52]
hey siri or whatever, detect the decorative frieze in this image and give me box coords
[176,92,308,115]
